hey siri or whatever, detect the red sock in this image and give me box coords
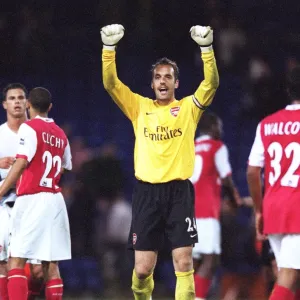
[194,273,211,298]
[294,289,300,300]
[46,278,63,300]
[7,268,28,300]
[269,284,294,300]
[0,276,9,300]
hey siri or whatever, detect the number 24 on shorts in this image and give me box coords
[186,217,197,233]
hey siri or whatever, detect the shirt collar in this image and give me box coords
[285,104,300,110]
[195,134,212,142]
[35,115,54,122]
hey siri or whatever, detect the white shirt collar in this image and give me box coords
[195,134,212,142]
[35,115,54,122]
[285,104,300,110]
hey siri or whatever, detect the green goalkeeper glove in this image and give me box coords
[190,25,213,52]
[101,24,125,50]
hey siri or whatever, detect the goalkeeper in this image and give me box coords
[101,24,219,300]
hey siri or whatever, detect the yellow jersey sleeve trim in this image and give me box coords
[192,95,208,110]
[102,49,141,121]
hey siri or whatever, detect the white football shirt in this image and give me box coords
[0,123,19,179]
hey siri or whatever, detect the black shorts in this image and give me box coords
[128,179,198,251]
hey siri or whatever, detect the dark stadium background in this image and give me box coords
[1,0,300,299]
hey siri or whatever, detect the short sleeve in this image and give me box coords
[248,123,265,167]
[214,144,232,178]
[62,140,72,170]
[15,123,37,162]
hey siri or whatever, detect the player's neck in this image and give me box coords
[291,100,300,105]
[200,132,212,138]
[7,115,27,133]
[31,112,48,119]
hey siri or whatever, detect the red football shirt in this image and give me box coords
[16,116,72,196]
[191,135,232,219]
[248,104,300,234]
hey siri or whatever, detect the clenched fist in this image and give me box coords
[101,24,125,46]
[190,26,213,47]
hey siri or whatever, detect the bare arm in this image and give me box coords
[247,123,265,213]
[214,144,241,206]
[247,123,265,239]
[247,165,265,240]
[246,166,263,213]
[222,175,242,207]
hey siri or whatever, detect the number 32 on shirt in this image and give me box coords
[268,142,300,187]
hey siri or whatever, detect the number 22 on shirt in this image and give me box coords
[40,150,62,188]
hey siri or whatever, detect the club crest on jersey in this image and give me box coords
[133,233,137,245]
[170,106,180,117]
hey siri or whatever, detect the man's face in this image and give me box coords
[3,88,27,118]
[152,65,179,102]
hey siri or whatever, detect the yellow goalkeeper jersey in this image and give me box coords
[102,49,219,183]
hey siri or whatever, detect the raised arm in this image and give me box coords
[101,24,141,121]
[190,26,219,122]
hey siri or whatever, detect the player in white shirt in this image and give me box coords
[0,83,43,300]
[0,87,72,300]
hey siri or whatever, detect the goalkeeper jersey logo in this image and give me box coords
[170,106,180,117]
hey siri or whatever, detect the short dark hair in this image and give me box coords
[2,83,28,101]
[287,66,300,100]
[28,87,52,113]
[151,57,179,81]
[197,111,219,134]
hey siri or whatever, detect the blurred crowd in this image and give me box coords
[58,134,133,297]
[1,0,300,122]
[1,0,300,298]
